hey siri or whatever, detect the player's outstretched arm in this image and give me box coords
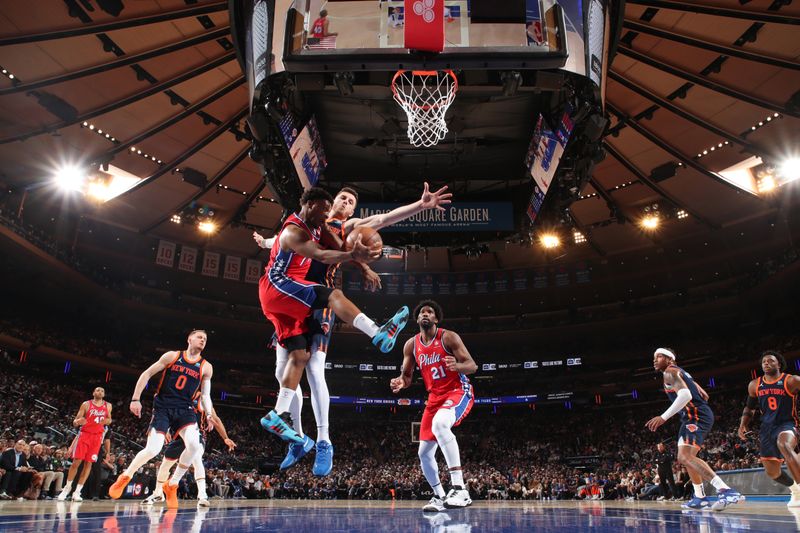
[103,403,113,426]
[345,182,452,232]
[200,362,215,416]
[208,409,237,451]
[72,402,88,427]
[390,339,415,393]
[130,351,180,417]
[253,231,276,249]
[284,225,378,264]
[645,368,691,432]
[442,331,478,375]
[738,379,759,440]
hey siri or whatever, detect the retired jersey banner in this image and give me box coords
[201,251,220,277]
[356,203,513,232]
[155,240,176,268]
[402,274,417,295]
[223,256,242,281]
[436,274,452,295]
[178,246,198,273]
[244,259,262,284]
[420,274,434,295]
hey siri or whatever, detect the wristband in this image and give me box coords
[131,399,141,403]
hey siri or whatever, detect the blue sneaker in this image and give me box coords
[280,435,315,470]
[372,306,410,353]
[681,496,712,511]
[711,488,745,512]
[312,440,334,477]
[260,410,305,445]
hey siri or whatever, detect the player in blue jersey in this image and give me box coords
[108,329,215,508]
[646,347,743,511]
[254,183,452,476]
[739,350,800,507]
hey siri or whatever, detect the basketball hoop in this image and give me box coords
[391,70,458,148]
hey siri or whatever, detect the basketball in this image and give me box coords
[345,226,383,257]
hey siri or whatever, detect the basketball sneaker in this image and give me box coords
[280,434,315,470]
[789,485,800,508]
[372,306,410,353]
[142,492,165,505]
[443,486,472,508]
[163,482,179,509]
[260,410,305,444]
[56,488,70,501]
[197,494,210,507]
[71,492,83,502]
[681,496,712,511]
[108,474,132,500]
[423,496,446,512]
[711,488,744,512]
[312,440,334,477]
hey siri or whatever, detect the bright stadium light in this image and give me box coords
[757,175,776,193]
[53,165,86,192]
[640,215,660,230]
[540,233,560,249]
[780,157,800,183]
[198,221,217,234]
[86,181,112,201]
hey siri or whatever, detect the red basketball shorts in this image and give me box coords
[419,389,474,441]
[72,432,103,463]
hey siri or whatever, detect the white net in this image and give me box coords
[391,70,458,148]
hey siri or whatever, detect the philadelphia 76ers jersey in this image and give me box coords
[413,327,472,397]
[265,213,321,284]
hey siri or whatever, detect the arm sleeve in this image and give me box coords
[660,388,692,421]
[200,379,214,414]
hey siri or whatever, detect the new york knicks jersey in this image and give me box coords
[306,218,345,288]
[664,365,710,422]
[154,351,206,410]
[413,327,472,397]
[758,373,797,428]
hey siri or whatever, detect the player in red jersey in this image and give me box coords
[259,187,411,445]
[391,300,477,511]
[57,387,112,501]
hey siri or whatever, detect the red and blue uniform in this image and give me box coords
[414,327,474,441]
[664,365,714,448]
[72,400,109,463]
[757,373,798,462]
[305,218,346,352]
[259,214,327,345]
[150,351,206,436]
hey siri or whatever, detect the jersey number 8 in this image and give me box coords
[768,397,778,410]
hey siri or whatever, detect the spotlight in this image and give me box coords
[573,231,586,244]
[757,175,776,193]
[640,215,660,230]
[86,181,111,201]
[676,209,688,219]
[779,157,800,182]
[53,165,86,192]
[88,124,95,130]
[170,214,182,224]
[198,221,217,234]
[540,233,560,249]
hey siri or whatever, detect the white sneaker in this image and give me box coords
[71,493,83,502]
[444,487,472,509]
[789,489,800,508]
[198,494,210,507]
[141,493,165,505]
[423,496,446,512]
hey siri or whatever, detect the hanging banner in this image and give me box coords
[419,274,434,295]
[454,274,470,295]
[402,274,417,295]
[223,256,242,281]
[533,269,548,289]
[513,270,528,291]
[244,259,262,284]
[555,267,570,287]
[178,246,198,273]
[436,274,452,295]
[155,240,176,268]
[492,271,509,293]
[386,274,401,295]
[356,202,514,232]
[473,272,489,294]
[201,252,220,277]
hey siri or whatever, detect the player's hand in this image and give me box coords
[129,401,142,418]
[73,417,86,427]
[737,425,750,441]
[351,235,380,262]
[390,377,405,394]
[361,267,382,292]
[645,416,666,432]
[253,231,267,248]
[420,182,452,211]
[224,438,237,452]
[444,355,458,372]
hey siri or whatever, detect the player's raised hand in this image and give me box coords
[351,235,379,262]
[420,182,452,211]
[645,415,665,432]
[444,355,458,372]
[253,231,267,248]
[129,401,142,418]
[390,377,405,394]
[361,267,382,292]
[224,438,237,452]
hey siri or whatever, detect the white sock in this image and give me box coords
[197,478,207,497]
[418,441,446,498]
[352,313,379,337]
[307,349,331,443]
[449,468,464,488]
[693,483,705,498]
[74,484,83,495]
[61,481,73,493]
[710,476,730,491]
[290,386,304,436]
[792,482,800,492]
[275,387,296,414]
[170,464,188,486]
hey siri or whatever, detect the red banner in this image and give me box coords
[404,0,444,52]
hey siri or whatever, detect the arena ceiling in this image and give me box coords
[0,0,798,272]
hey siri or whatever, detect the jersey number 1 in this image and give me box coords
[431,366,447,380]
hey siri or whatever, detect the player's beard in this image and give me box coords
[420,319,434,333]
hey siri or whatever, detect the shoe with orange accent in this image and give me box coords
[108,474,131,500]
[163,481,179,509]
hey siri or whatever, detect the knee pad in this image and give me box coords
[418,440,437,460]
[431,410,456,440]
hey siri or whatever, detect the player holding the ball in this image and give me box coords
[254,183,452,475]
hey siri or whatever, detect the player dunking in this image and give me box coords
[57,387,112,501]
[254,183,452,475]
[108,330,215,509]
[391,300,477,511]
[646,347,744,511]
[258,187,411,445]
[739,350,800,507]
[143,392,236,507]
